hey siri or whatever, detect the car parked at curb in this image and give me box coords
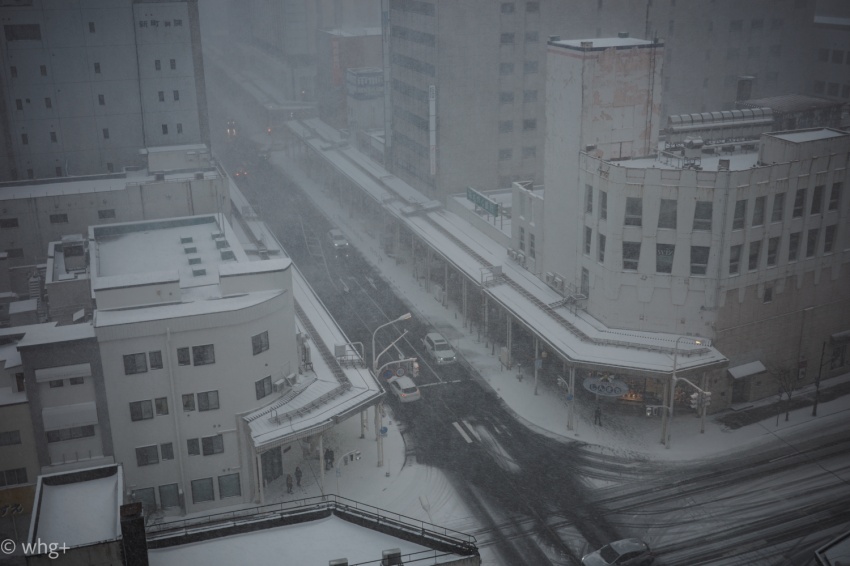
[422,332,457,365]
[581,538,654,566]
[326,228,350,256]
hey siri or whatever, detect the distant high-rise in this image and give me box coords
[383,0,816,201]
[0,0,209,182]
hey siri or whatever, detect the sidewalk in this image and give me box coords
[266,145,850,464]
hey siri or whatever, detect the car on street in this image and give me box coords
[326,228,350,256]
[422,332,457,365]
[581,538,654,566]
[387,375,420,403]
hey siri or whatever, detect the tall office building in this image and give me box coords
[0,0,209,182]
[384,0,816,202]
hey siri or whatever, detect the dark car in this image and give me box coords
[581,538,654,566]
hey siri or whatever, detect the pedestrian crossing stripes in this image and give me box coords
[452,421,473,444]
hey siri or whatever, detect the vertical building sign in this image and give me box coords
[429,85,436,176]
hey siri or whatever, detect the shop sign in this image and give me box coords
[582,377,629,397]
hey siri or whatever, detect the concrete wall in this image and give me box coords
[0,402,40,493]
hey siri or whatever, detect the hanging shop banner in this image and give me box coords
[582,377,629,397]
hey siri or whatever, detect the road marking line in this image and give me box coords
[452,421,473,444]
[463,420,482,442]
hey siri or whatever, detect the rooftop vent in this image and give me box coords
[188,256,201,265]
[211,233,224,240]
[192,268,206,277]
[180,236,193,244]
[580,41,593,48]
[220,249,235,261]
[194,172,204,180]
[215,239,229,249]
[155,173,165,181]
[184,246,197,254]
[549,35,561,42]
[718,159,730,171]
[618,31,629,38]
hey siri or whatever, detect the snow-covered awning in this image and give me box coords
[728,361,766,380]
[34,363,91,383]
[42,402,98,431]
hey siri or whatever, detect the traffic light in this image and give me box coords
[702,392,711,407]
[689,392,700,409]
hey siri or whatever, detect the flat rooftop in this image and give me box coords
[769,128,848,143]
[92,215,248,288]
[551,37,657,49]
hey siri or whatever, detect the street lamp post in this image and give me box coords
[664,336,706,449]
[371,313,412,468]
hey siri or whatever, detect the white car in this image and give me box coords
[582,538,654,566]
[387,375,421,403]
[422,332,457,365]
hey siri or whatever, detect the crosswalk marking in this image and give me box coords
[462,419,482,442]
[452,421,473,444]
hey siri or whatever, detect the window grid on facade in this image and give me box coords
[46,425,94,443]
[155,397,168,415]
[123,353,147,375]
[130,400,153,421]
[187,438,200,455]
[148,350,163,369]
[158,91,165,102]
[136,445,159,466]
[748,241,761,270]
[656,244,674,274]
[585,185,593,213]
[729,244,742,274]
[192,344,215,365]
[732,200,747,229]
[622,242,640,270]
[219,473,241,498]
[763,286,773,303]
[202,434,224,456]
[690,246,710,275]
[811,185,824,214]
[161,442,174,460]
[693,201,712,230]
[499,120,513,133]
[658,199,677,229]
[518,226,525,251]
[752,196,766,226]
[584,227,592,255]
[824,225,836,253]
[529,234,535,258]
[177,347,190,365]
[597,234,605,263]
[625,197,642,226]
[500,33,514,44]
[806,228,819,257]
[169,59,176,70]
[599,191,607,220]
[256,376,272,400]
[793,189,806,217]
[182,394,195,411]
[191,478,214,503]
[198,390,219,412]
[788,232,801,261]
[767,237,780,266]
[829,182,841,210]
[771,193,785,222]
[252,331,269,355]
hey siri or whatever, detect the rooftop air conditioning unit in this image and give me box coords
[516,252,526,266]
[273,378,288,393]
[507,249,517,260]
[544,272,555,285]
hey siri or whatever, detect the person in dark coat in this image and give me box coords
[594,405,603,426]
[324,449,331,470]
[286,473,293,494]
[328,449,335,469]
[295,466,302,487]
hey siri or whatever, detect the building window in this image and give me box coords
[729,244,742,275]
[522,119,537,131]
[771,193,785,222]
[811,185,824,214]
[788,232,801,261]
[50,131,57,143]
[763,286,773,303]
[15,99,22,111]
[89,21,95,33]
[107,162,114,173]
[40,65,47,76]
[202,434,224,456]
[177,347,190,365]
[192,344,215,366]
[767,237,780,266]
[656,244,675,274]
[159,484,180,508]
[55,166,62,177]
[526,1,540,11]
[584,227,592,255]
[793,189,806,217]
[748,241,761,270]
[523,61,538,74]
[580,268,589,297]
[522,146,536,158]
[499,91,514,104]
[693,201,712,230]
[21,133,28,145]
[162,124,168,135]
[255,376,272,400]
[161,442,174,460]
[658,199,677,229]
[218,473,241,498]
[169,59,176,70]
[499,120,513,133]
[176,123,183,134]
[48,379,63,389]
[690,246,710,275]
[1,468,27,486]
[15,373,25,392]
[173,90,179,101]
[622,242,640,270]
[824,225,836,253]
[500,33,515,44]
[70,377,84,387]
[10,66,17,78]
[585,185,593,213]
[123,353,147,375]
[831,344,847,369]
[829,182,841,210]
[525,32,538,43]
[818,48,830,62]
[182,394,195,411]
[136,445,159,467]
[252,331,269,355]
[45,97,52,109]
[45,425,95,443]
[523,90,538,103]
[98,208,116,220]
[191,478,214,503]
[0,218,20,229]
[752,196,766,226]
[130,400,154,421]
[732,199,747,229]
[187,438,200,456]
[94,62,101,74]
[197,391,219,412]
[499,148,513,161]
[158,91,165,102]
[806,228,819,257]
[625,197,643,226]
[519,226,525,251]
[155,397,168,415]
[101,127,109,139]
[833,50,845,64]
[0,430,21,446]
[5,248,23,258]
[529,234,536,258]
[597,234,606,262]
[155,59,161,71]
[599,191,607,220]
[501,2,515,13]
[499,63,514,75]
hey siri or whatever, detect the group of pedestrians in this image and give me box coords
[285,466,302,494]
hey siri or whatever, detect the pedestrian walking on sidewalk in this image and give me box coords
[295,466,302,487]
[594,405,603,426]
[286,473,293,494]
[324,448,331,470]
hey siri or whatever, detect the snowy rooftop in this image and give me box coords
[551,37,656,49]
[769,128,848,143]
[624,150,760,171]
[29,464,122,549]
[148,514,462,566]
